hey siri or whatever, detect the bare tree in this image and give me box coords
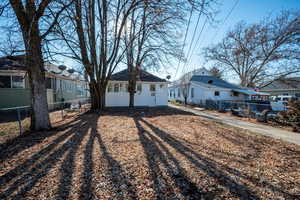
[124,0,218,107]
[0,29,24,56]
[0,4,7,17]
[204,11,300,88]
[55,0,143,110]
[180,75,191,105]
[8,0,71,130]
[124,0,186,107]
[209,66,223,78]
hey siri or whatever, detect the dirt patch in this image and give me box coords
[0,107,299,199]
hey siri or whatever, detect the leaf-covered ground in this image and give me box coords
[0,107,300,199]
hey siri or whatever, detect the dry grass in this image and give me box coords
[0,107,299,199]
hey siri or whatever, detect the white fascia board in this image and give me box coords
[0,70,26,75]
[108,80,167,84]
[190,81,232,91]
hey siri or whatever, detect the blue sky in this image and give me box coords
[1,0,299,82]
[157,0,300,81]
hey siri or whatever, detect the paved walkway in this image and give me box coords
[170,104,300,146]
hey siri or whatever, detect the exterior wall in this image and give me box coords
[0,88,31,109]
[106,81,168,107]
[168,82,247,104]
[0,71,89,109]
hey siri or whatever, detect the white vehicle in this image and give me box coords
[270,101,287,111]
[269,95,293,111]
[274,95,293,102]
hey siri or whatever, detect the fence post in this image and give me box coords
[17,108,23,135]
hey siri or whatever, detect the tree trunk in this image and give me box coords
[89,81,107,111]
[25,27,51,131]
[129,92,135,108]
[128,79,136,108]
[99,88,106,110]
[89,82,100,110]
[128,66,137,108]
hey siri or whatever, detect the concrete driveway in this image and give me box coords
[170,104,300,146]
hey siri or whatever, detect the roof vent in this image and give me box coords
[208,80,213,84]
[58,65,67,71]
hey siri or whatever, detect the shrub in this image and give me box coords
[277,100,300,132]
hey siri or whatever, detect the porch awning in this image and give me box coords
[233,89,270,96]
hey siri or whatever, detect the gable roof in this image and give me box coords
[110,69,166,82]
[190,75,241,90]
[0,55,26,70]
[261,77,300,90]
[0,55,85,81]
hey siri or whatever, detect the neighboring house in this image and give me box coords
[260,77,300,99]
[0,55,89,109]
[169,68,269,104]
[106,69,168,107]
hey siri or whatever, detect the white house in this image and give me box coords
[106,69,168,107]
[169,68,269,104]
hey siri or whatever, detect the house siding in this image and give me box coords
[169,82,247,104]
[106,81,168,107]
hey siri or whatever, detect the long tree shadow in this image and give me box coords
[0,111,95,199]
[0,115,82,163]
[138,117,300,199]
[134,118,219,199]
[90,116,138,200]
[136,116,260,199]
[0,111,139,200]
[0,113,92,199]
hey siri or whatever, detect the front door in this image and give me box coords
[149,92,156,107]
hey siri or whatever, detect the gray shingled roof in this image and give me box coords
[0,55,26,70]
[261,77,300,90]
[110,69,166,82]
[190,75,241,89]
[0,55,85,81]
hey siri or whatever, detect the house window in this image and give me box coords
[108,83,113,92]
[114,83,119,92]
[124,84,128,92]
[214,91,220,96]
[233,91,239,97]
[120,83,126,92]
[0,75,11,88]
[12,76,25,88]
[178,88,181,97]
[295,93,300,97]
[150,84,156,92]
[282,93,289,96]
[160,84,163,89]
[137,83,142,92]
[191,88,194,98]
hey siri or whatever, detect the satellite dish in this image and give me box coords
[58,65,67,71]
[67,69,75,74]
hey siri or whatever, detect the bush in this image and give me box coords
[277,100,300,132]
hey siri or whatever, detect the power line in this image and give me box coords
[182,17,208,75]
[210,0,239,43]
[184,0,239,75]
[174,6,194,80]
[180,11,202,75]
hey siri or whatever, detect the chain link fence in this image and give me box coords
[193,99,288,119]
[0,98,90,135]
